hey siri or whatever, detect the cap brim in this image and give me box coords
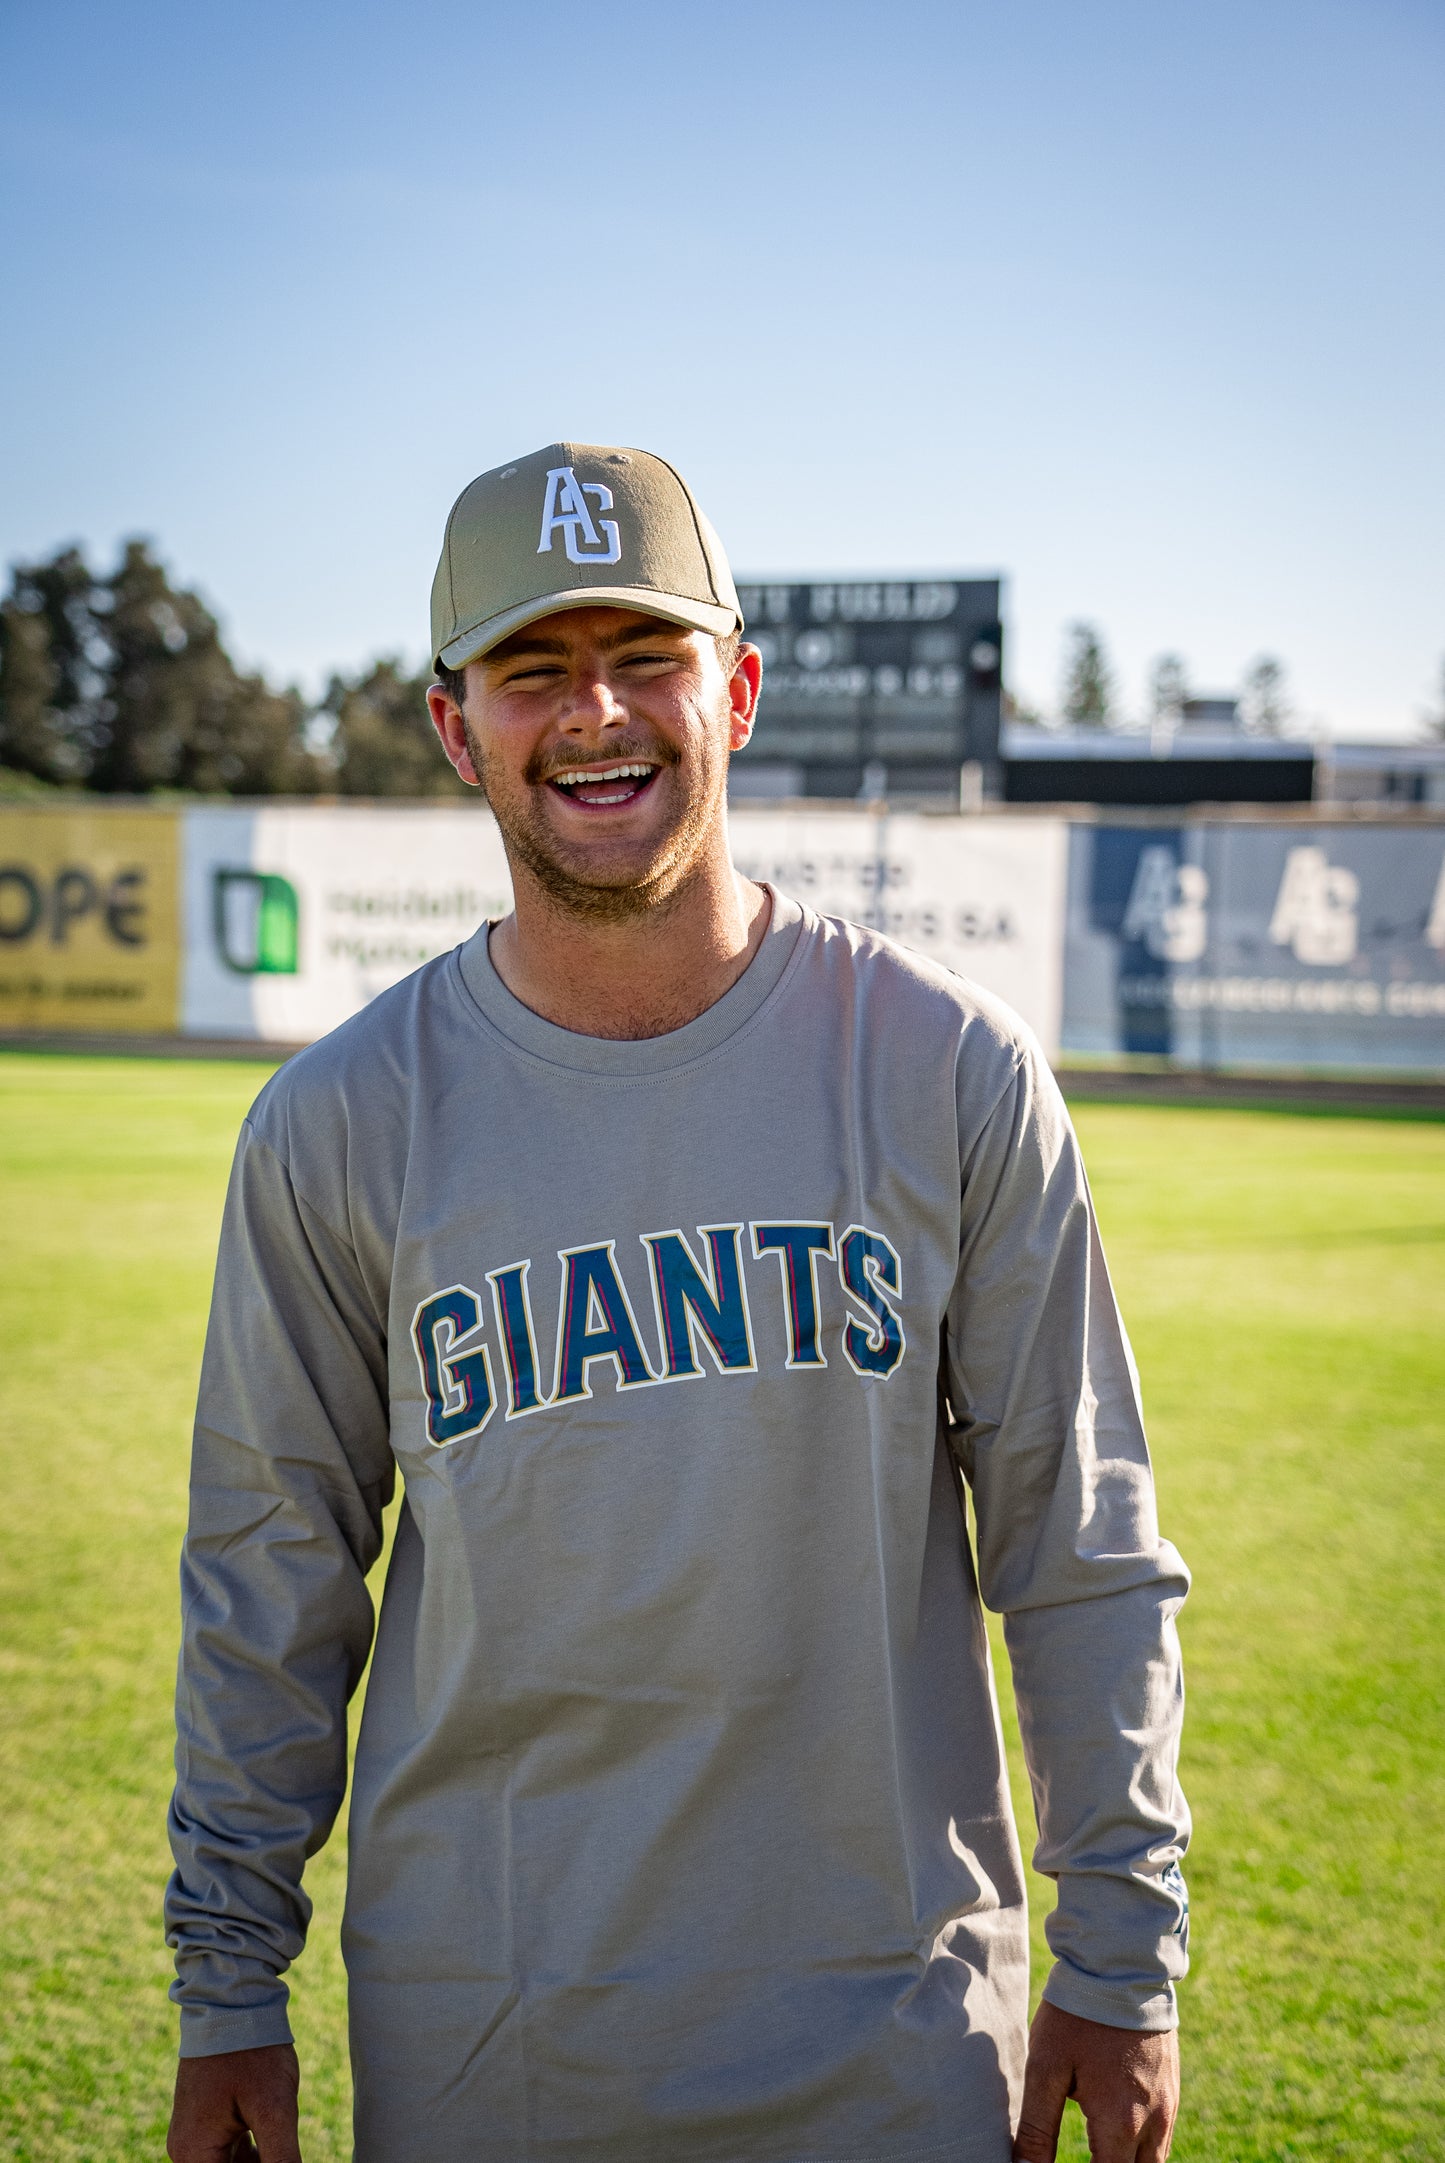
[438,587,740,671]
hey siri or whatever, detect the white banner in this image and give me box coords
[729,810,1068,1053]
[182,805,512,1040]
[181,803,1067,1054]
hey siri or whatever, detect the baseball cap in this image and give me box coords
[431,442,743,671]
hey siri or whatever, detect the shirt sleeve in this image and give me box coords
[165,1115,395,2058]
[943,1036,1191,2032]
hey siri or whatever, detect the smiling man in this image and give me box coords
[165,444,1189,2163]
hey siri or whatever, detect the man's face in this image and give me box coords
[429,607,760,920]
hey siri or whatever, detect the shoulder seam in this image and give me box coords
[240,1117,361,1260]
[976,1048,1028,1133]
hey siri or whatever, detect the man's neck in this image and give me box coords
[488,850,772,1041]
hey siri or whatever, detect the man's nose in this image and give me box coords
[560,670,627,733]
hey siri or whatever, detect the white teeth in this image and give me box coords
[552,762,656,787]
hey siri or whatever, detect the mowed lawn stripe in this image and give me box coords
[1002,1103,1445,2161]
[1,1057,1441,2160]
[0,1055,359,2163]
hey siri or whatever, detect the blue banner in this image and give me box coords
[1063,822,1445,1073]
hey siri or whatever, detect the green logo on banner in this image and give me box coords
[213,870,300,975]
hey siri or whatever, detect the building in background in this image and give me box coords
[1314,741,1445,806]
[729,580,1445,811]
[1002,721,1316,807]
[1004,724,1445,809]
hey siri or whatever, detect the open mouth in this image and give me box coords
[546,761,661,809]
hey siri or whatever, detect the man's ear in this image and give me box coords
[728,644,763,753]
[426,684,482,787]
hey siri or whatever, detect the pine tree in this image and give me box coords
[1240,654,1289,736]
[1062,622,1114,728]
[1002,689,1046,730]
[1423,654,1445,741]
[1148,653,1188,725]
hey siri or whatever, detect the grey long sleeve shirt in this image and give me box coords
[167,891,1189,2163]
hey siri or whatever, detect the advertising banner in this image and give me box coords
[1063,822,1445,1072]
[729,810,1068,1053]
[181,803,1068,1053]
[182,805,512,1040]
[0,805,180,1032]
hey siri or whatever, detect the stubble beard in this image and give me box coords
[463,711,731,927]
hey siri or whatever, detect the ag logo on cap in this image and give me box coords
[537,466,622,566]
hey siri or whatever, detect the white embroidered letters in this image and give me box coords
[537,466,622,565]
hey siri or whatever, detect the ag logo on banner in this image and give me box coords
[1063,822,1445,1070]
[1268,845,1359,966]
[1121,845,1209,964]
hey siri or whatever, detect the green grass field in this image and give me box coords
[0,1052,1441,2161]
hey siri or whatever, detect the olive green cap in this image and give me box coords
[431,441,743,671]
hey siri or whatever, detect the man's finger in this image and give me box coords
[1072,2083,1162,2163]
[1137,2096,1177,2163]
[246,2104,302,2163]
[167,2046,301,2163]
[1077,2127,1143,2163]
[1012,2050,1070,2163]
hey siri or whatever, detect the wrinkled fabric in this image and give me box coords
[167,892,1189,2163]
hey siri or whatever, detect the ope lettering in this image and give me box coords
[0,864,148,947]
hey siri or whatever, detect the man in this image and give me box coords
[166,443,1189,2163]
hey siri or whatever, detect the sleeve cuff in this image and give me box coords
[1041,1960,1178,2033]
[177,2000,295,2059]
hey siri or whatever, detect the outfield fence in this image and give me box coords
[2,799,1442,1074]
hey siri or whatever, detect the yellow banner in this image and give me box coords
[0,805,181,1033]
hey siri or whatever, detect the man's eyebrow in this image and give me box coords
[483,620,691,666]
[483,635,569,664]
[598,620,691,650]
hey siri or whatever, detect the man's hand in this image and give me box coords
[167,2043,302,2163]
[1013,2000,1178,2163]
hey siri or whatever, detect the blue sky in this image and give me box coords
[2,0,1441,737]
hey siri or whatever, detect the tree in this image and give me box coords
[0,593,65,781]
[0,547,104,781]
[186,672,322,796]
[1422,654,1445,741]
[1002,688,1046,730]
[93,540,239,791]
[1240,654,1289,736]
[1061,622,1114,729]
[325,659,474,797]
[91,540,326,794]
[0,540,325,794]
[1148,653,1188,726]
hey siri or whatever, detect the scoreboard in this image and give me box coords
[733,578,1003,798]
